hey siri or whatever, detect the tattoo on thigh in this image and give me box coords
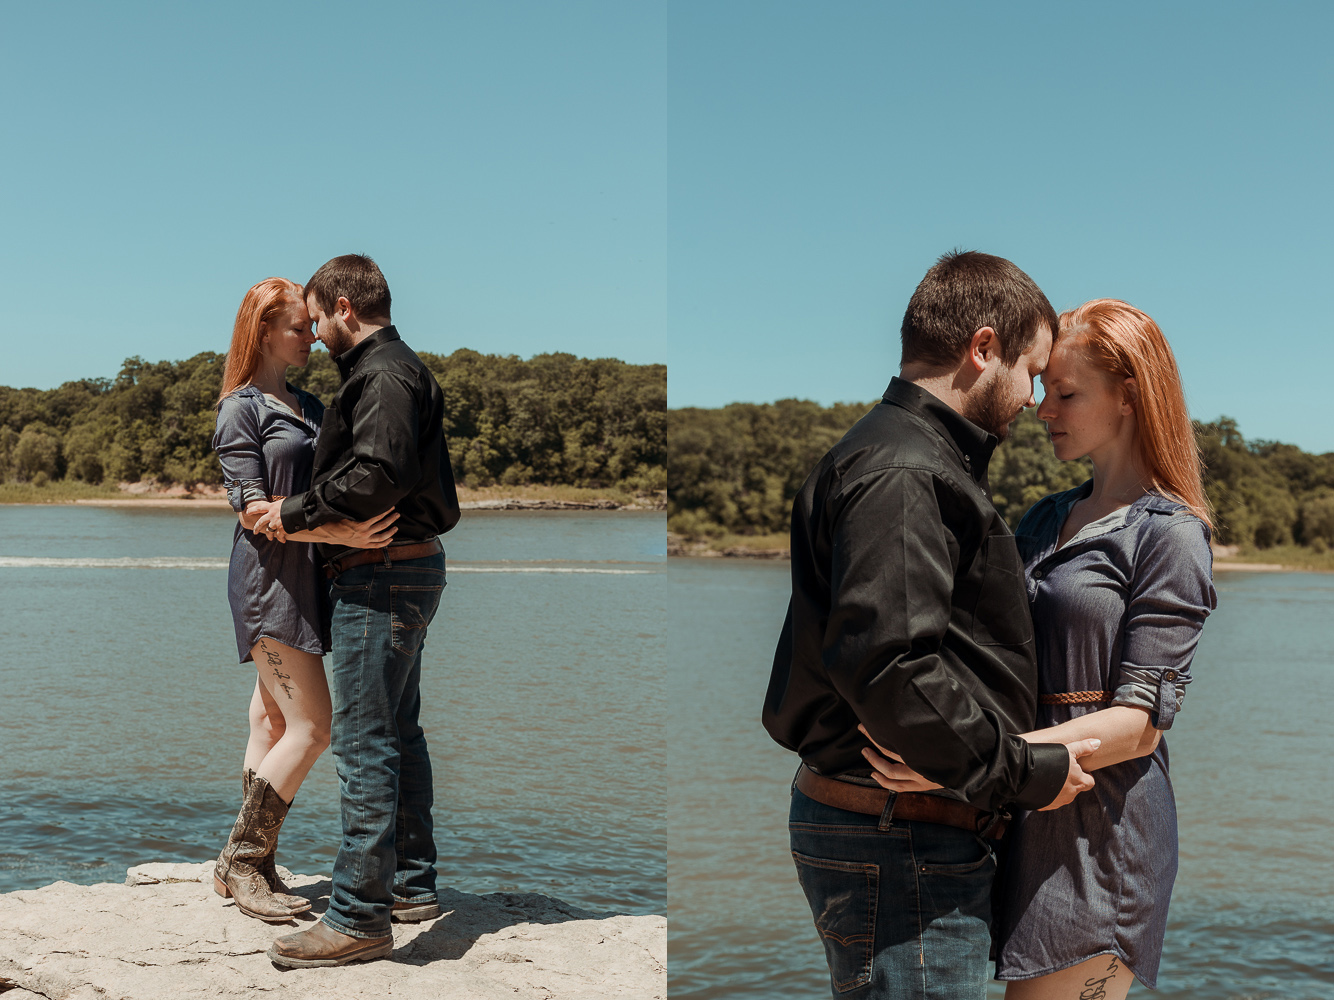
[259,641,294,699]
[1079,955,1120,1000]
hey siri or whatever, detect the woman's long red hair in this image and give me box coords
[218,277,303,401]
[1059,299,1212,528]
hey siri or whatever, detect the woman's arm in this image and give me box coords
[1019,706,1159,772]
[243,502,399,549]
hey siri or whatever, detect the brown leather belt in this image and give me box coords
[1040,690,1111,705]
[325,539,443,579]
[795,765,1008,839]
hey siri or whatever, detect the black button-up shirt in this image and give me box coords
[762,378,1069,811]
[279,326,461,560]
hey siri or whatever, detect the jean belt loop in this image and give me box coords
[877,790,898,831]
[791,764,804,797]
[382,545,393,568]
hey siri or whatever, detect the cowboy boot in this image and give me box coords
[214,773,311,921]
[242,769,296,895]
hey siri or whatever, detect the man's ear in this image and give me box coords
[336,296,354,322]
[968,327,998,372]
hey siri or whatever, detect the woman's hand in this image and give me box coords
[318,509,400,549]
[857,724,943,793]
[240,500,287,540]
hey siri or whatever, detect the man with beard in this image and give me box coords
[248,254,460,967]
[762,251,1100,999]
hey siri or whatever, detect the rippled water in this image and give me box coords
[0,505,665,915]
[668,559,1334,999]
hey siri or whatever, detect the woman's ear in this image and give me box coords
[1121,376,1139,414]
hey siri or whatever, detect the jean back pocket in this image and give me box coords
[791,850,878,993]
[391,585,443,655]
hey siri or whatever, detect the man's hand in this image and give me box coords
[1035,739,1100,811]
[319,509,400,549]
[857,724,944,793]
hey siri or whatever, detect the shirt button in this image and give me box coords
[1164,670,1177,681]
[1031,569,1045,581]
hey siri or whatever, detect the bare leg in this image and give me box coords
[243,676,285,776]
[248,637,331,804]
[1005,954,1134,1000]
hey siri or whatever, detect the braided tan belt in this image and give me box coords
[1040,690,1112,705]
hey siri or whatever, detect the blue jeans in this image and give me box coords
[323,552,445,938]
[789,786,996,999]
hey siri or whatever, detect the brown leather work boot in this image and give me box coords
[214,773,311,922]
[267,920,394,968]
[242,769,296,895]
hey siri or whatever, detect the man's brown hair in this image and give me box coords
[305,254,392,322]
[900,250,1057,370]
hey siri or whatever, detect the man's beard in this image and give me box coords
[322,318,355,357]
[963,370,1019,442]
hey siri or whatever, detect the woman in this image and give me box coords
[863,299,1216,997]
[211,277,398,922]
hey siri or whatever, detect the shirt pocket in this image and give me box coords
[969,535,1034,646]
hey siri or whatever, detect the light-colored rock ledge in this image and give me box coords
[0,863,665,1000]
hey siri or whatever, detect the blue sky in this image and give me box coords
[667,2,1334,452]
[1,1,665,388]
[4,3,1330,452]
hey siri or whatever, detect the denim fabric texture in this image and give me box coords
[789,788,995,999]
[322,552,445,938]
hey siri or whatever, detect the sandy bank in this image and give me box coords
[0,862,664,1000]
[667,537,1318,572]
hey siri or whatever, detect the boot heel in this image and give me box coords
[214,875,232,898]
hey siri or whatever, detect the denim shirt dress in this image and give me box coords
[213,385,331,663]
[994,483,1216,988]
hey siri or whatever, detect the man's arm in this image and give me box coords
[274,372,423,534]
[827,467,1069,811]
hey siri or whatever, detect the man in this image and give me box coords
[762,251,1101,998]
[249,254,461,968]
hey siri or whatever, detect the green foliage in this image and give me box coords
[670,400,1334,552]
[1,350,665,492]
[668,399,875,536]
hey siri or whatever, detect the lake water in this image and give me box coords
[668,559,1334,999]
[0,505,665,916]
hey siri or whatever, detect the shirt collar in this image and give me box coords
[333,325,400,380]
[882,376,996,482]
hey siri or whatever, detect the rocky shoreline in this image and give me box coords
[0,863,665,999]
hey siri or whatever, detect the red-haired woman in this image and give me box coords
[864,300,1216,998]
[211,277,397,922]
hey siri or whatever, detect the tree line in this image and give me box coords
[0,350,666,493]
[669,402,1334,551]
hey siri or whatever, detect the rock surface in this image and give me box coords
[0,863,664,999]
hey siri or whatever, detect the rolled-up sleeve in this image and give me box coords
[213,396,269,512]
[1112,516,1216,729]
[830,468,1069,811]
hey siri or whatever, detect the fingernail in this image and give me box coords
[1091,740,1101,748]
